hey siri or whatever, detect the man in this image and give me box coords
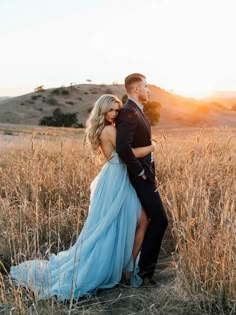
[116,73,168,285]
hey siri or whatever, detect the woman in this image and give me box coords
[10,94,154,301]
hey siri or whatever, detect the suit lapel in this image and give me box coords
[127,100,151,138]
[139,109,151,136]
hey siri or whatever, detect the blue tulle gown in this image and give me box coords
[10,151,142,301]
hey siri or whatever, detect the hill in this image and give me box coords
[0,84,235,128]
[0,97,11,103]
[205,91,236,109]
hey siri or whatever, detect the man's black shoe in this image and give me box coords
[141,277,160,287]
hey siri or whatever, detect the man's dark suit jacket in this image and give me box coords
[116,99,155,183]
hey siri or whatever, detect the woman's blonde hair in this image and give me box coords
[85,94,122,152]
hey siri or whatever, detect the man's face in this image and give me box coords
[136,78,150,104]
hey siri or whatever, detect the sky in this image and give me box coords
[0,0,236,97]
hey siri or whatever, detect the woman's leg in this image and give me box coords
[133,207,149,262]
[124,208,149,281]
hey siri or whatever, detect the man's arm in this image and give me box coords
[105,125,154,158]
[116,108,144,176]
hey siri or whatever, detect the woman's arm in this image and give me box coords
[132,145,154,158]
[105,126,155,158]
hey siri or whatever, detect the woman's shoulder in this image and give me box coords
[100,125,116,139]
[102,125,116,134]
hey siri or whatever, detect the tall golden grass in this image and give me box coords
[0,127,235,314]
[157,128,236,310]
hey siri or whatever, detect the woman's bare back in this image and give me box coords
[99,125,155,161]
[99,125,116,160]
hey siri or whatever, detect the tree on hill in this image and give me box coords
[121,94,161,125]
[39,108,84,128]
[34,85,45,92]
[143,101,161,125]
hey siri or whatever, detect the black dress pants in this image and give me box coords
[129,175,168,279]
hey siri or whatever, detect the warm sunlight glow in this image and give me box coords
[0,0,235,98]
[172,88,212,99]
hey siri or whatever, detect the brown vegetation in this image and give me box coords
[0,127,235,314]
[1,84,236,128]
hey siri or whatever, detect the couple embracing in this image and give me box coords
[10,73,168,301]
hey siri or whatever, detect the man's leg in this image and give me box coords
[130,177,168,279]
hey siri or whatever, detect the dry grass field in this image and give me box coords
[0,126,235,314]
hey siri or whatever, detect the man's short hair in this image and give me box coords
[125,73,146,92]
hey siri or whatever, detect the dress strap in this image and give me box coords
[108,150,117,161]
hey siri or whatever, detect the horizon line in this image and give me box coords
[1,83,236,99]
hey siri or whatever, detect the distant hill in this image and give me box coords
[203,91,236,109]
[0,97,11,103]
[0,84,235,128]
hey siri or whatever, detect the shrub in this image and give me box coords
[121,94,161,125]
[144,101,161,125]
[47,97,58,106]
[52,88,70,96]
[27,100,35,105]
[31,95,41,100]
[52,88,61,95]
[34,85,44,92]
[61,89,70,96]
[121,94,128,104]
[77,122,85,128]
[39,108,83,128]
[105,88,113,94]
[231,104,236,111]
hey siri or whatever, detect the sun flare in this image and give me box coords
[171,87,212,99]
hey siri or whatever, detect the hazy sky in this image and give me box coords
[1,0,236,97]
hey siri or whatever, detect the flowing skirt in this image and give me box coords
[10,152,142,301]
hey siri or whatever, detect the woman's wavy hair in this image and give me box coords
[85,94,122,153]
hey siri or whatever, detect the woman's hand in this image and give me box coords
[150,144,155,152]
[151,138,157,145]
[150,138,157,152]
